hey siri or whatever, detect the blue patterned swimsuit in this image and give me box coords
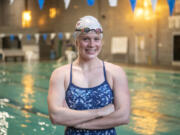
[65,62,117,135]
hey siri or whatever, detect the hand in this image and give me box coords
[97,104,115,117]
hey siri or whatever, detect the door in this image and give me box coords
[135,35,147,64]
[173,35,180,62]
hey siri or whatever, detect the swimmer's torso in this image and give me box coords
[65,62,117,135]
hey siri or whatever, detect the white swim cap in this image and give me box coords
[74,16,103,39]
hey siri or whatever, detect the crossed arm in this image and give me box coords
[47,66,130,129]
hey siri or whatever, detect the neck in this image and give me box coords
[74,57,102,70]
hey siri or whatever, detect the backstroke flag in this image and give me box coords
[108,0,118,7]
[43,34,47,40]
[58,33,63,40]
[50,33,56,40]
[38,0,45,10]
[34,33,40,43]
[87,0,95,6]
[65,32,71,40]
[151,0,157,12]
[64,0,71,9]
[18,33,23,40]
[129,0,137,12]
[27,34,31,40]
[10,35,15,41]
[0,34,5,38]
[167,0,176,16]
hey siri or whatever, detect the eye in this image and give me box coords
[94,37,100,41]
[82,37,89,41]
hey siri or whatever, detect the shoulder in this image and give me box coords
[50,64,71,82]
[104,62,129,93]
[104,61,127,81]
[104,62,126,75]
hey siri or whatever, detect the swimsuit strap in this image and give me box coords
[70,63,73,83]
[103,61,107,81]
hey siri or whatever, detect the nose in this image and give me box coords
[88,39,95,47]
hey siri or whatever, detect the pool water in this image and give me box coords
[0,61,180,135]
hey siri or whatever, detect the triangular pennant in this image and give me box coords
[9,0,14,5]
[43,34,47,40]
[65,32,71,40]
[38,0,45,10]
[129,0,137,12]
[108,0,118,7]
[87,0,95,6]
[27,34,31,40]
[10,34,15,41]
[151,0,157,12]
[0,34,5,38]
[58,32,63,40]
[34,33,40,43]
[64,0,71,9]
[18,33,23,40]
[50,33,56,40]
[167,0,176,16]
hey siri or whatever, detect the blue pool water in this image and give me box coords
[0,61,180,135]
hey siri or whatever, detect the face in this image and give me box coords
[76,32,103,60]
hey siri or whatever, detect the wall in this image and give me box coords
[0,0,179,65]
[0,1,2,26]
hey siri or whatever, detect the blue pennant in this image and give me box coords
[151,0,157,12]
[129,0,137,12]
[87,0,95,6]
[43,34,47,40]
[27,34,31,40]
[10,34,15,41]
[58,32,63,40]
[38,0,45,10]
[167,0,175,16]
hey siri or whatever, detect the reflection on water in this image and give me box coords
[131,88,163,135]
[21,74,35,120]
[1,62,179,134]
[21,74,35,110]
[0,99,14,135]
[134,76,148,83]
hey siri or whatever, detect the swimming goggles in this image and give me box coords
[75,27,103,34]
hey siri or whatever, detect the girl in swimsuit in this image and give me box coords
[48,16,130,135]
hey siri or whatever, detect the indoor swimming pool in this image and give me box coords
[0,61,180,135]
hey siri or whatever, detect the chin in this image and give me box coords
[84,55,97,60]
[82,53,98,60]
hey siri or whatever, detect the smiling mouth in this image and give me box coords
[85,48,97,54]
